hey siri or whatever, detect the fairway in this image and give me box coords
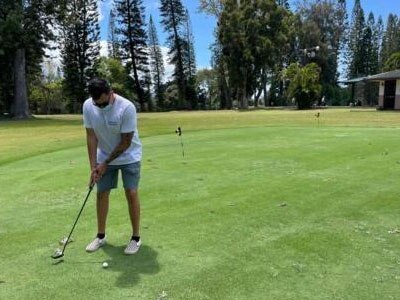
[1,109,400,299]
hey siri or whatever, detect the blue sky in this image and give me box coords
[98,0,399,70]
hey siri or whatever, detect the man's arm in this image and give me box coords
[104,132,133,165]
[86,128,98,170]
[95,132,133,177]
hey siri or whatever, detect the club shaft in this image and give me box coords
[61,186,93,253]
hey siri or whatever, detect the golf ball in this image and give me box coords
[102,262,108,268]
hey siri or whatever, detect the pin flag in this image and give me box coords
[175,126,184,157]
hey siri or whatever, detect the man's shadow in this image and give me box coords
[101,243,160,287]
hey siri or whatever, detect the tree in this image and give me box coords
[183,8,197,109]
[276,0,290,10]
[108,8,120,60]
[347,0,366,78]
[60,0,100,113]
[196,68,218,109]
[96,57,133,99]
[384,52,400,71]
[0,0,58,118]
[199,0,232,109]
[296,0,347,85]
[115,0,149,111]
[210,32,232,109]
[380,14,400,70]
[219,0,288,108]
[183,9,196,80]
[282,62,322,109]
[148,15,165,109]
[375,15,384,69]
[364,12,379,75]
[198,0,223,16]
[160,0,188,108]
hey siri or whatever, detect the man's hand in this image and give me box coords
[95,163,108,178]
[89,165,104,187]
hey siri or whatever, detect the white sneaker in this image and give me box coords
[124,239,142,255]
[86,236,106,252]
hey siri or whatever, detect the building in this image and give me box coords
[342,70,400,109]
[365,70,400,109]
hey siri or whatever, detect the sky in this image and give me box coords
[97,0,399,71]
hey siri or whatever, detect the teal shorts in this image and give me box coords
[97,161,141,193]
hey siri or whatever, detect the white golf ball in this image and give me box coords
[102,262,109,268]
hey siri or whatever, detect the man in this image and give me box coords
[82,78,142,255]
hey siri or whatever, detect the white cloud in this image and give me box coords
[100,40,109,57]
[160,46,174,82]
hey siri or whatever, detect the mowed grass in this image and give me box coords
[1,108,400,299]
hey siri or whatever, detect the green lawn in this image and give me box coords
[1,108,400,299]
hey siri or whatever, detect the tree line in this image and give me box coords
[1,0,400,118]
[201,0,400,109]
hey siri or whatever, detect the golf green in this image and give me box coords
[1,109,400,299]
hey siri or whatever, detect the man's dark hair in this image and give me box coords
[88,78,111,100]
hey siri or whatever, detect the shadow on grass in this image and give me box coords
[101,243,160,287]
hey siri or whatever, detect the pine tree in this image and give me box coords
[365,12,379,75]
[183,9,196,79]
[148,15,165,109]
[115,0,149,111]
[363,12,379,105]
[347,0,366,78]
[198,0,223,16]
[375,16,384,70]
[381,14,400,69]
[108,8,120,59]
[160,0,187,108]
[60,0,100,113]
[183,9,197,108]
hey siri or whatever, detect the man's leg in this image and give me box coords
[122,162,141,254]
[86,190,110,252]
[125,189,140,237]
[97,190,111,235]
[86,165,118,253]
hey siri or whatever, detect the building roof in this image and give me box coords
[340,69,400,84]
[339,76,368,84]
[365,69,400,81]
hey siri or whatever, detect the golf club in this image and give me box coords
[51,183,94,259]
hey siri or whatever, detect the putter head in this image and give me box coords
[51,249,64,259]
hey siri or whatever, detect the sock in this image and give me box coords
[131,236,140,242]
[97,233,105,239]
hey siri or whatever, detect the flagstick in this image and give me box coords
[180,135,185,158]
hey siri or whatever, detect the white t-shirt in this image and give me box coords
[82,94,142,165]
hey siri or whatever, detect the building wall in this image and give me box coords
[396,79,400,110]
[355,82,365,105]
[378,81,384,107]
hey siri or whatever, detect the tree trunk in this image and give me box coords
[241,69,248,109]
[13,49,31,119]
[263,84,268,106]
[254,87,262,107]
